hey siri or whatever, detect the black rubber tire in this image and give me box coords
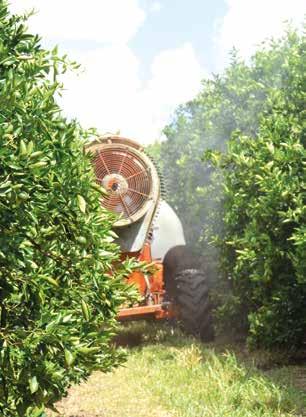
[175,268,213,341]
[163,245,214,342]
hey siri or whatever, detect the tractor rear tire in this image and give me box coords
[163,245,214,342]
[174,268,213,342]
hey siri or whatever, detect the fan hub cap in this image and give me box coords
[102,174,128,195]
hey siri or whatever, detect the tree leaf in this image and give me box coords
[64,349,75,367]
[29,376,39,394]
[77,194,86,214]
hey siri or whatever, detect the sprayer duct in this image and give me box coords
[86,135,185,255]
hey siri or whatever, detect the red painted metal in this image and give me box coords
[118,304,173,320]
[118,243,174,320]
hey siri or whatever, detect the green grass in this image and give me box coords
[49,322,306,417]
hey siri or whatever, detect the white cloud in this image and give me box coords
[140,43,206,135]
[9,1,205,144]
[150,1,162,13]
[60,43,205,143]
[60,45,141,135]
[9,0,146,44]
[217,0,305,67]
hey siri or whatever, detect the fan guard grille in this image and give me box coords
[89,138,159,226]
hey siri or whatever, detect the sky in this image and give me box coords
[9,0,306,144]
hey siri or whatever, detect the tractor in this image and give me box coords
[86,136,213,341]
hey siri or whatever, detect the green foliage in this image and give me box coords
[0,3,135,416]
[206,29,306,348]
[157,28,304,260]
[155,26,305,348]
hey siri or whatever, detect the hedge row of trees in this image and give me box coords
[154,27,305,348]
[0,1,305,415]
[0,3,135,416]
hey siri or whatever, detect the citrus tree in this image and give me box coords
[206,29,306,348]
[156,25,305,348]
[157,28,304,260]
[0,3,134,416]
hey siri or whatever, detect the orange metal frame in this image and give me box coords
[117,243,174,321]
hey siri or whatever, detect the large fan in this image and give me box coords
[87,136,160,227]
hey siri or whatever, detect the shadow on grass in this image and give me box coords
[114,320,306,367]
[113,319,188,348]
